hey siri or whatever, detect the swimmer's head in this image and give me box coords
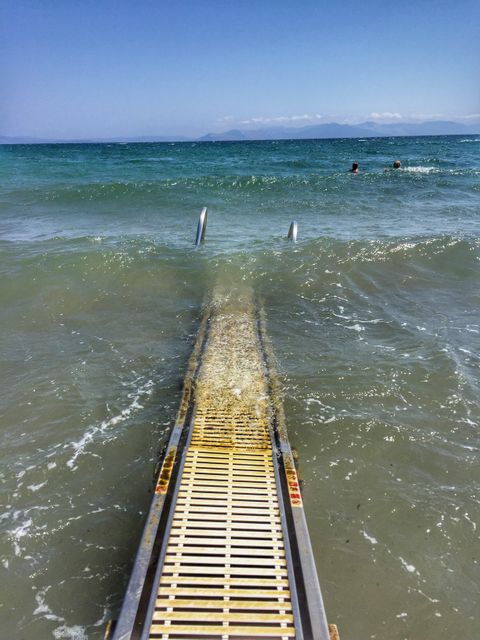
[393,160,401,169]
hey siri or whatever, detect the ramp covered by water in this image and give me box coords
[113,290,332,640]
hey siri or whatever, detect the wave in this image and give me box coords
[279,235,479,269]
[402,166,440,174]
[4,164,476,206]
[243,236,480,300]
[2,231,478,265]
[4,176,310,204]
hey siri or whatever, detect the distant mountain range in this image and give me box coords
[198,120,479,141]
[1,120,478,145]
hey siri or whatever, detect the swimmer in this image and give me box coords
[384,160,401,172]
[349,162,359,174]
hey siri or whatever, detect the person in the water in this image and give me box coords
[385,160,401,172]
[349,162,359,173]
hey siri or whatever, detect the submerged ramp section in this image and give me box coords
[113,291,331,640]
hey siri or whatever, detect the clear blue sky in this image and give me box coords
[1,0,479,138]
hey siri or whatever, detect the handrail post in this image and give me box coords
[288,220,298,242]
[195,207,208,247]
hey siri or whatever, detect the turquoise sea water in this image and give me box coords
[0,136,479,639]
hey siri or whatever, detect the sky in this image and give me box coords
[1,0,479,139]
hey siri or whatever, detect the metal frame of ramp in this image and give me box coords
[112,293,332,640]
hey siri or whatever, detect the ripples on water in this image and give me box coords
[0,137,479,639]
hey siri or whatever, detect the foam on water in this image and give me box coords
[66,377,154,470]
[402,166,439,173]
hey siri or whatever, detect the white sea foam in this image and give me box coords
[10,516,33,556]
[403,166,439,174]
[390,241,417,252]
[346,324,364,332]
[53,625,88,639]
[399,556,416,573]
[362,530,378,545]
[66,378,154,470]
[415,589,440,604]
[463,513,477,531]
[27,481,47,492]
[33,587,61,620]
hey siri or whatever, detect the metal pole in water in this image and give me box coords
[288,220,298,242]
[194,207,208,246]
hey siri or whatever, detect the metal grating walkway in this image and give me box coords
[112,290,332,640]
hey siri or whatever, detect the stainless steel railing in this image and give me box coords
[194,207,208,246]
[288,220,298,242]
[194,209,299,244]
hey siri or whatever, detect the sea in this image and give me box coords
[0,136,479,640]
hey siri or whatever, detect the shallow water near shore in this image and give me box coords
[0,136,479,639]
